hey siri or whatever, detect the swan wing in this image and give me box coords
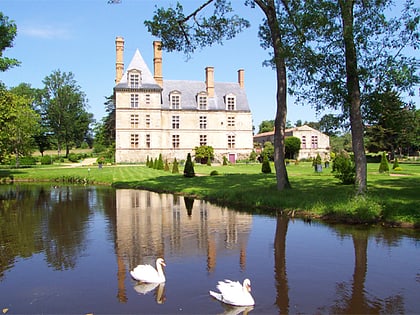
[212,280,255,306]
[130,264,163,283]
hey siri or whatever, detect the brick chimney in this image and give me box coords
[205,66,214,97]
[115,36,124,84]
[153,41,163,87]
[238,69,244,88]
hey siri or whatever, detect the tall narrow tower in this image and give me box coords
[115,36,124,83]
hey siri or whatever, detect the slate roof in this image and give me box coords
[115,49,161,90]
[162,80,250,111]
[115,49,251,112]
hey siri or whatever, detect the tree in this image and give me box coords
[183,153,195,177]
[285,136,300,159]
[9,83,50,155]
[319,114,343,136]
[40,70,94,157]
[287,0,419,195]
[258,120,275,134]
[364,90,418,157]
[0,12,20,72]
[0,89,40,165]
[194,145,214,164]
[94,95,115,148]
[144,0,294,190]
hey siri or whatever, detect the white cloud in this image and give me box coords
[19,25,71,39]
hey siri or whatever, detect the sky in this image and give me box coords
[1,0,419,131]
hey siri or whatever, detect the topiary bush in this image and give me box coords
[392,158,400,170]
[223,156,228,165]
[183,153,195,177]
[172,158,179,174]
[379,152,389,173]
[332,151,355,184]
[261,154,272,174]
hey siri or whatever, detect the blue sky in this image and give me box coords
[1,0,418,131]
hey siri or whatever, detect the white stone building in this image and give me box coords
[114,37,254,164]
[253,125,330,160]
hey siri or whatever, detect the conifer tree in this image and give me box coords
[164,159,170,171]
[379,152,389,173]
[261,154,272,174]
[157,153,164,170]
[392,158,400,170]
[183,153,195,177]
[172,158,179,174]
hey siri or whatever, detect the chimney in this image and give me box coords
[153,41,163,87]
[238,69,244,88]
[115,36,124,84]
[205,66,214,97]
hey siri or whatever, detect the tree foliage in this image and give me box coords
[364,90,418,156]
[40,70,94,157]
[0,88,40,165]
[285,136,301,159]
[0,12,20,72]
[258,120,275,134]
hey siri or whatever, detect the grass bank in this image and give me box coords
[1,161,419,227]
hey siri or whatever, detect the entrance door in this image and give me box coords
[229,153,236,164]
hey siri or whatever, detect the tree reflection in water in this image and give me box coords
[273,215,408,314]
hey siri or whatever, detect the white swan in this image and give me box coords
[209,278,255,306]
[130,258,166,283]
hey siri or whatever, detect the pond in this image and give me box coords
[0,184,419,314]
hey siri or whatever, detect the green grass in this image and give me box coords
[1,161,419,227]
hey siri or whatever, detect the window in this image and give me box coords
[301,136,306,149]
[172,135,180,148]
[227,116,235,127]
[198,94,207,110]
[311,135,318,149]
[200,135,207,146]
[199,116,207,129]
[226,96,235,110]
[130,94,139,108]
[172,116,180,129]
[130,114,139,128]
[130,134,139,148]
[145,94,151,105]
[146,134,150,148]
[145,115,151,128]
[129,73,140,88]
[170,93,181,109]
[228,135,235,149]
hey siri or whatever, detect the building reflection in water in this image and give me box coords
[114,189,252,303]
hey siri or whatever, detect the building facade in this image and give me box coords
[114,37,253,164]
[253,125,330,160]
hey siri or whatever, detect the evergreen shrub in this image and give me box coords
[183,153,195,177]
[261,154,272,173]
[379,152,389,173]
[332,151,355,184]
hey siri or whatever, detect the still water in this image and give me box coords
[0,184,419,314]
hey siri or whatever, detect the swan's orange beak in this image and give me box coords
[161,261,166,267]
[247,284,252,292]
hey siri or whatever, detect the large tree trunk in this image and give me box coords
[339,0,367,195]
[256,0,291,190]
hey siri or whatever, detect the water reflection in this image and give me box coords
[115,189,252,304]
[0,184,419,314]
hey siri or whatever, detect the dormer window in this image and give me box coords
[170,91,181,109]
[128,70,141,88]
[197,92,207,110]
[225,94,236,110]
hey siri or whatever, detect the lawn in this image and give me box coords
[1,160,419,227]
